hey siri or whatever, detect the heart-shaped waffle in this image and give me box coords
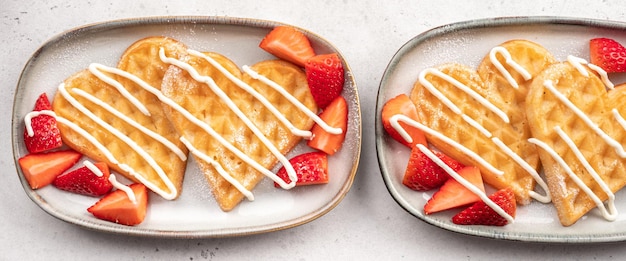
[160,51,317,211]
[526,61,626,226]
[410,62,539,205]
[52,37,189,200]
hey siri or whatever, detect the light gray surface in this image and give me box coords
[2,0,625,260]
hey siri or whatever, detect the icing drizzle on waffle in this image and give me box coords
[26,44,338,201]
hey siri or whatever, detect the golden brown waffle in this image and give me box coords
[52,37,189,199]
[410,63,537,204]
[527,62,626,226]
[476,40,557,201]
[161,53,317,211]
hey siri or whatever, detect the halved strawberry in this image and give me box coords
[452,187,516,226]
[402,147,464,191]
[53,162,113,197]
[259,26,316,67]
[307,96,348,155]
[24,93,62,153]
[590,38,626,73]
[18,150,82,189]
[274,151,328,187]
[305,53,344,109]
[424,166,484,214]
[381,94,427,148]
[87,183,149,226]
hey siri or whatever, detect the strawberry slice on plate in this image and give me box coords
[305,53,344,109]
[260,26,316,67]
[88,183,149,226]
[402,146,464,191]
[381,94,427,148]
[23,93,63,153]
[590,37,626,73]
[274,151,329,187]
[452,187,516,226]
[18,150,82,189]
[424,166,484,214]
[53,162,113,197]
[307,96,348,155]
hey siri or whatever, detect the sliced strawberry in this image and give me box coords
[305,53,344,109]
[424,166,484,214]
[402,147,464,191]
[53,162,113,197]
[274,151,329,187]
[381,94,427,148]
[452,187,516,226]
[18,150,82,189]
[259,26,316,67]
[87,183,149,226]
[590,38,626,73]
[307,96,348,155]
[24,93,62,153]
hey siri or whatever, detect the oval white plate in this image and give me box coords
[376,16,626,243]
[12,16,361,238]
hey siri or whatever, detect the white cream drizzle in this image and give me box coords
[489,47,532,89]
[89,63,151,116]
[187,49,342,138]
[491,137,551,203]
[418,68,510,123]
[529,128,617,221]
[70,87,187,161]
[416,143,515,224]
[409,64,552,203]
[57,83,179,200]
[567,55,614,89]
[108,174,137,205]
[390,114,504,175]
[543,80,626,158]
[241,64,342,135]
[180,137,254,201]
[83,160,103,177]
[158,49,299,187]
[24,109,177,200]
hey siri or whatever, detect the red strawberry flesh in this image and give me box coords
[307,96,348,155]
[590,37,626,73]
[18,150,82,189]
[274,151,329,187]
[452,187,516,226]
[53,162,113,197]
[24,93,63,153]
[305,53,344,109]
[87,183,148,226]
[381,94,427,148]
[259,26,316,67]
[402,146,464,191]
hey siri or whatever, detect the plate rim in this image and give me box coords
[375,16,626,243]
[12,15,361,238]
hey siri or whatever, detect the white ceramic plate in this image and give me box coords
[12,16,361,238]
[376,16,626,243]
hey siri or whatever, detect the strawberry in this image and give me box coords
[452,187,516,226]
[23,93,63,153]
[402,147,464,191]
[381,94,427,148]
[259,26,316,67]
[88,183,149,226]
[274,151,328,187]
[590,37,626,73]
[305,53,344,109]
[18,150,82,189]
[53,162,113,197]
[307,96,348,155]
[424,166,484,214]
